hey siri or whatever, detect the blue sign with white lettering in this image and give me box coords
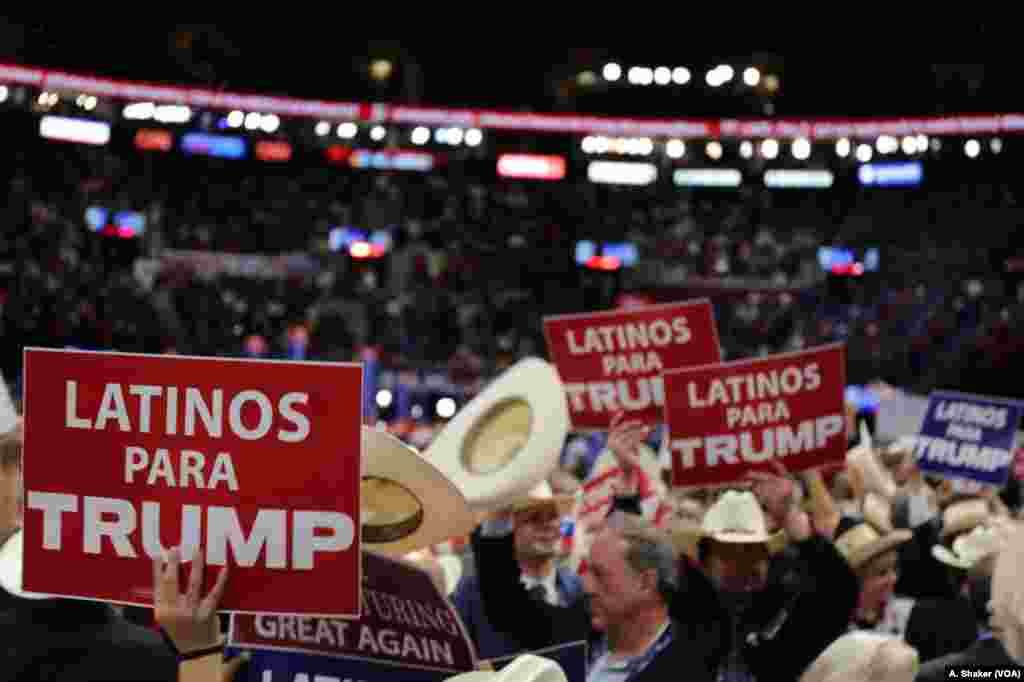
[913,390,1022,486]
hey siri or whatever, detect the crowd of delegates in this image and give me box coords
[2,129,1024,401]
[3,406,1024,682]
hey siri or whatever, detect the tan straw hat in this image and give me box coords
[361,427,477,558]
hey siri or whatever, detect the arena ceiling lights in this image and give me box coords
[587,161,657,186]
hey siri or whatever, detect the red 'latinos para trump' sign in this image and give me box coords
[664,344,847,488]
[543,300,722,429]
[21,349,364,617]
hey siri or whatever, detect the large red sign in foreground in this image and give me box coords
[21,348,364,616]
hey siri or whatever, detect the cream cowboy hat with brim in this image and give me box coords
[447,654,568,682]
[799,631,919,682]
[0,529,54,600]
[425,358,570,512]
[834,518,912,571]
[361,427,478,558]
[940,498,991,540]
[506,480,576,518]
[701,490,776,544]
[932,520,1007,570]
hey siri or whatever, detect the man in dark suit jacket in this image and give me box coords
[453,485,585,659]
[453,558,583,659]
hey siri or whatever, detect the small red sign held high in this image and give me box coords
[543,300,722,429]
[663,344,847,488]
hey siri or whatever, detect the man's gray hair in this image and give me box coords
[609,512,680,602]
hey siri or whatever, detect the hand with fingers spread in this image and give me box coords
[606,412,652,494]
[153,547,229,656]
[747,461,811,541]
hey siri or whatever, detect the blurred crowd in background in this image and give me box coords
[3,126,1024,443]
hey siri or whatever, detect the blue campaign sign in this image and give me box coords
[229,648,454,682]
[913,390,1023,486]
[487,641,588,682]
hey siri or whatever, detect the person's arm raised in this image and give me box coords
[153,547,248,682]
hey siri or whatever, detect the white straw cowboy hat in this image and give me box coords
[361,427,477,558]
[800,631,919,682]
[932,522,1005,570]
[701,490,775,544]
[940,498,991,540]
[447,654,568,682]
[0,529,53,600]
[833,517,912,571]
[425,358,570,512]
[507,480,576,518]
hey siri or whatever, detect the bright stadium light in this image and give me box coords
[260,114,280,134]
[447,128,464,146]
[436,397,457,419]
[125,102,157,121]
[654,67,672,85]
[376,389,393,409]
[706,141,723,160]
[603,63,622,82]
[315,121,331,136]
[739,140,754,159]
[836,138,851,158]
[244,112,262,130]
[965,139,981,158]
[0,85,8,103]
[337,122,358,139]
[465,128,483,147]
[370,125,387,141]
[761,138,779,159]
[743,67,761,86]
[666,139,686,159]
[672,67,691,85]
[990,138,1003,154]
[791,137,811,160]
[901,136,917,155]
[856,144,873,163]
[876,135,898,155]
[411,126,430,145]
[628,66,654,86]
[154,105,191,124]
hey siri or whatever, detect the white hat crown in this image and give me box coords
[446,654,568,682]
[702,491,768,539]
